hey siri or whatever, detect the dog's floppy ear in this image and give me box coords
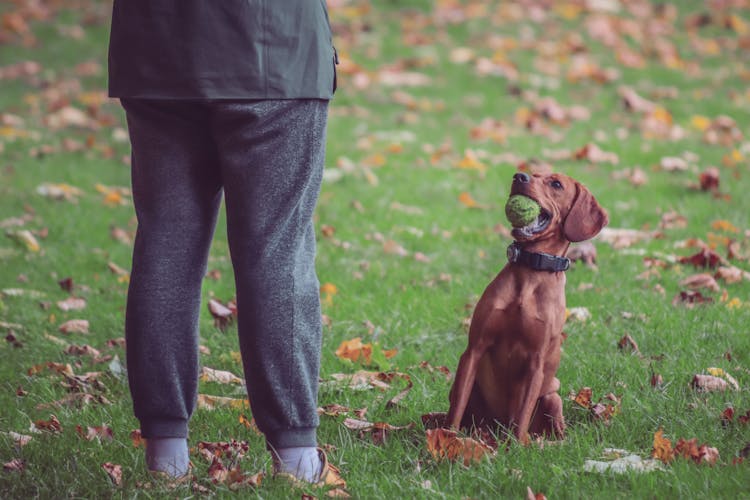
[563,183,608,242]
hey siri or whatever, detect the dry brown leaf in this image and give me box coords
[691,374,728,392]
[200,366,244,385]
[572,387,593,409]
[679,273,720,292]
[652,429,674,464]
[76,424,113,441]
[715,266,750,284]
[573,143,619,164]
[130,429,145,448]
[3,458,25,472]
[672,290,713,308]
[64,344,101,358]
[698,167,720,192]
[58,319,89,335]
[617,334,640,353]
[526,486,548,500]
[208,299,235,331]
[425,428,495,466]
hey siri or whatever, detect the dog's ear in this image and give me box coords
[563,183,608,242]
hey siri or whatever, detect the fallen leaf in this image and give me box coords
[1,431,32,447]
[102,462,123,486]
[566,307,591,322]
[573,143,619,164]
[705,367,739,390]
[572,387,593,409]
[691,374,728,392]
[200,366,244,385]
[76,424,113,441]
[652,429,674,464]
[617,334,640,354]
[672,290,713,308]
[57,297,86,311]
[58,319,90,335]
[382,239,409,257]
[64,344,101,358]
[5,229,40,252]
[197,394,249,410]
[130,429,145,448]
[208,298,235,331]
[36,183,83,202]
[458,191,485,209]
[32,415,62,433]
[197,440,250,462]
[715,266,750,284]
[3,458,25,472]
[680,273,720,292]
[698,167,720,192]
[425,428,495,466]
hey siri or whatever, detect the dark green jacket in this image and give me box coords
[108,0,336,100]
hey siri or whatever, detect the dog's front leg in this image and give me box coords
[512,354,545,445]
[446,347,484,429]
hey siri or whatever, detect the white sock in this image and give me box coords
[272,446,322,483]
[145,437,190,478]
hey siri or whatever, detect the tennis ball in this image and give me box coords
[505,194,541,228]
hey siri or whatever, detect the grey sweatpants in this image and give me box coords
[122,98,327,450]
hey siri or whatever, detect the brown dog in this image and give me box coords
[447,171,608,444]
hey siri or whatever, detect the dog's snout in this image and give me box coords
[513,172,530,184]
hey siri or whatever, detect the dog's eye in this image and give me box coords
[551,180,563,189]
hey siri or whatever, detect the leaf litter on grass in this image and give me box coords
[4,0,750,496]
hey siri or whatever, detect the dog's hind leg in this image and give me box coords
[529,390,565,439]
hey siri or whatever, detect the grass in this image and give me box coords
[2,0,750,497]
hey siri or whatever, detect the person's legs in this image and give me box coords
[122,99,223,476]
[209,99,328,480]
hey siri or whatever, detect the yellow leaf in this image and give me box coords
[0,126,30,139]
[6,229,40,252]
[553,2,582,20]
[711,220,739,233]
[456,150,487,172]
[321,282,338,307]
[690,115,711,131]
[726,297,744,309]
[722,149,743,166]
[650,107,673,125]
[728,14,749,35]
[458,192,478,208]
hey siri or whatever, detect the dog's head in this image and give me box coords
[509,171,608,244]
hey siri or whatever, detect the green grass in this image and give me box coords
[2,0,750,497]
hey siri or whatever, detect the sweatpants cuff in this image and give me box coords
[139,418,189,439]
[265,427,317,450]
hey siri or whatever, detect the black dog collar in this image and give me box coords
[506,242,570,272]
